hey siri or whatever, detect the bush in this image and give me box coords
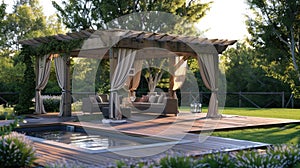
[0,132,36,167]
[43,95,61,112]
[111,144,300,168]
[45,158,91,168]
[160,155,196,168]
[0,119,19,136]
[198,151,235,168]
[265,144,300,168]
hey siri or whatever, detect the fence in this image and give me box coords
[0,91,297,108]
[0,92,19,107]
[179,92,294,108]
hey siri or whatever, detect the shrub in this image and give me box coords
[233,144,300,168]
[159,155,195,168]
[110,144,300,168]
[197,151,235,168]
[0,132,36,167]
[45,158,90,168]
[235,149,274,168]
[0,119,19,136]
[266,144,300,168]
[43,95,61,112]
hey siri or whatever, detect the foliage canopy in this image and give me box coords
[246,0,300,97]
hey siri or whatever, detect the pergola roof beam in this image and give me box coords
[19,29,237,55]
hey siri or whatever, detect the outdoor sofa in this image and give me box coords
[82,93,179,116]
[131,93,179,116]
[82,94,109,113]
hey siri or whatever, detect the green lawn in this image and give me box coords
[212,124,300,145]
[0,106,14,120]
[180,106,300,120]
[221,107,300,120]
[213,107,300,145]
[179,106,300,144]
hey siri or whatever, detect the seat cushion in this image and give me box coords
[96,95,103,103]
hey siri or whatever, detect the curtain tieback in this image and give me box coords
[61,90,71,93]
[211,88,219,93]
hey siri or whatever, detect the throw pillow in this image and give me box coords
[149,95,157,103]
[140,95,149,102]
[157,94,165,103]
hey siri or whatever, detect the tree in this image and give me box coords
[0,2,6,50]
[246,0,300,97]
[52,0,210,33]
[3,0,65,53]
[0,0,65,113]
[221,42,291,106]
[221,42,286,92]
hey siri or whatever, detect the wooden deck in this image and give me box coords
[7,111,300,167]
[32,133,268,167]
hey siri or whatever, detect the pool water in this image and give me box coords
[26,130,142,150]
[15,124,187,154]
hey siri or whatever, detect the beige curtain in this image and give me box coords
[173,56,187,90]
[125,60,143,96]
[110,49,137,119]
[197,53,220,118]
[35,54,51,114]
[54,56,65,116]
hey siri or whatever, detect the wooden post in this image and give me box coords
[169,56,175,98]
[63,56,72,117]
[34,56,39,113]
[239,91,242,107]
[281,92,285,108]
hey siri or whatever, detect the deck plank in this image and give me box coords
[6,112,300,167]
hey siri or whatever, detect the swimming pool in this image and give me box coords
[16,123,191,154]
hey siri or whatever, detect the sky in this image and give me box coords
[196,0,250,40]
[6,0,250,41]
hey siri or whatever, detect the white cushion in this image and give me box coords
[157,94,165,103]
[148,95,157,103]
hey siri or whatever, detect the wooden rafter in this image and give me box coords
[19,29,237,56]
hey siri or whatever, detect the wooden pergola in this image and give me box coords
[20,29,236,119]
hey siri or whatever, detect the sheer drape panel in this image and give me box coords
[35,54,51,114]
[173,56,187,91]
[125,60,143,96]
[54,56,65,116]
[131,60,143,91]
[110,49,136,119]
[197,53,220,118]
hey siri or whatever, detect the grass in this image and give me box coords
[0,106,14,120]
[221,107,300,120]
[212,124,300,145]
[180,106,300,120]
[212,107,300,145]
[179,106,300,144]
